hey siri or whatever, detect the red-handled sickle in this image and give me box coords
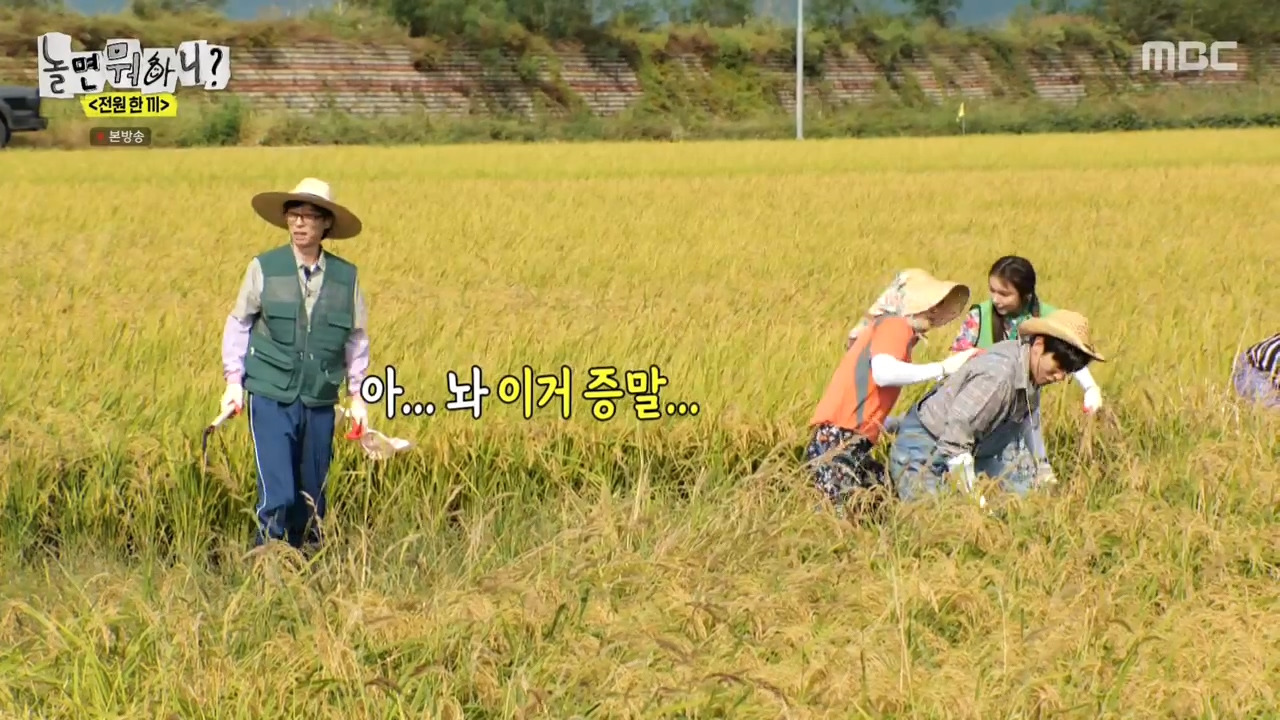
[341,405,366,440]
[338,405,412,460]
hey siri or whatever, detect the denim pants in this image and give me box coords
[887,400,1036,502]
[1232,353,1280,409]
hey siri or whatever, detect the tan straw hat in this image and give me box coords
[1017,309,1106,361]
[899,270,970,326]
[251,177,363,240]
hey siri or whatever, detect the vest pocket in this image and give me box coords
[313,311,353,351]
[246,341,297,390]
[302,362,344,403]
[263,305,298,345]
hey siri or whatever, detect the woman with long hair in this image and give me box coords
[948,255,1104,486]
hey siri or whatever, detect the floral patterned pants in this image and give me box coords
[805,423,887,507]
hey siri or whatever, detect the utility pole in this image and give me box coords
[795,0,803,139]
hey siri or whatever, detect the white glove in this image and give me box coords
[940,348,982,377]
[346,396,369,431]
[947,452,987,508]
[1083,386,1103,414]
[1036,461,1058,486]
[946,452,977,491]
[220,383,243,416]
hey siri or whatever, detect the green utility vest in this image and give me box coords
[973,299,1057,349]
[242,244,357,408]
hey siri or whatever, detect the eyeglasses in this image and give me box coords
[285,210,326,224]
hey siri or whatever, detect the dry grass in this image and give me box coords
[0,129,1278,717]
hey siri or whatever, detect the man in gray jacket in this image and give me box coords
[887,309,1105,502]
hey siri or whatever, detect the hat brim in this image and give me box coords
[929,284,971,326]
[251,191,363,240]
[1018,317,1106,362]
[903,280,970,326]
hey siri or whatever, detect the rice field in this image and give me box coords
[1,129,1279,717]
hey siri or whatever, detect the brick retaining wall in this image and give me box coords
[1,43,1275,117]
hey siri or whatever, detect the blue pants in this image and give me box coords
[247,394,336,548]
[887,402,1035,502]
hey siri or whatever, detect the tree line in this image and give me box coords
[346,0,1279,47]
[5,0,1278,48]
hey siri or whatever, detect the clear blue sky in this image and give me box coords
[61,0,1025,26]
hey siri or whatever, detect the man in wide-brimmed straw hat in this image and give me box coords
[887,308,1104,503]
[807,269,981,515]
[218,177,371,550]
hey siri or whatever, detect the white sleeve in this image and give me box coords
[1073,366,1098,391]
[870,353,944,387]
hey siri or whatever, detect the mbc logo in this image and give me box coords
[1141,41,1239,72]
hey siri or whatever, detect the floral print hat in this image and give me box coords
[846,268,970,344]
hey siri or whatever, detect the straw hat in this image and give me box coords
[899,270,970,326]
[251,177,363,240]
[1018,309,1106,361]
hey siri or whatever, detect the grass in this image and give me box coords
[12,81,1280,149]
[1,128,1279,716]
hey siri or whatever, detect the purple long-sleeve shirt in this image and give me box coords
[222,316,370,395]
[222,252,371,396]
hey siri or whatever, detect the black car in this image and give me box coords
[0,86,48,148]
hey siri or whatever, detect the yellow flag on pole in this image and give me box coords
[957,102,965,121]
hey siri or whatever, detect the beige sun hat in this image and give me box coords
[251,177,363,240]
[1017,309,1106,361]
[900,269,971,326]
